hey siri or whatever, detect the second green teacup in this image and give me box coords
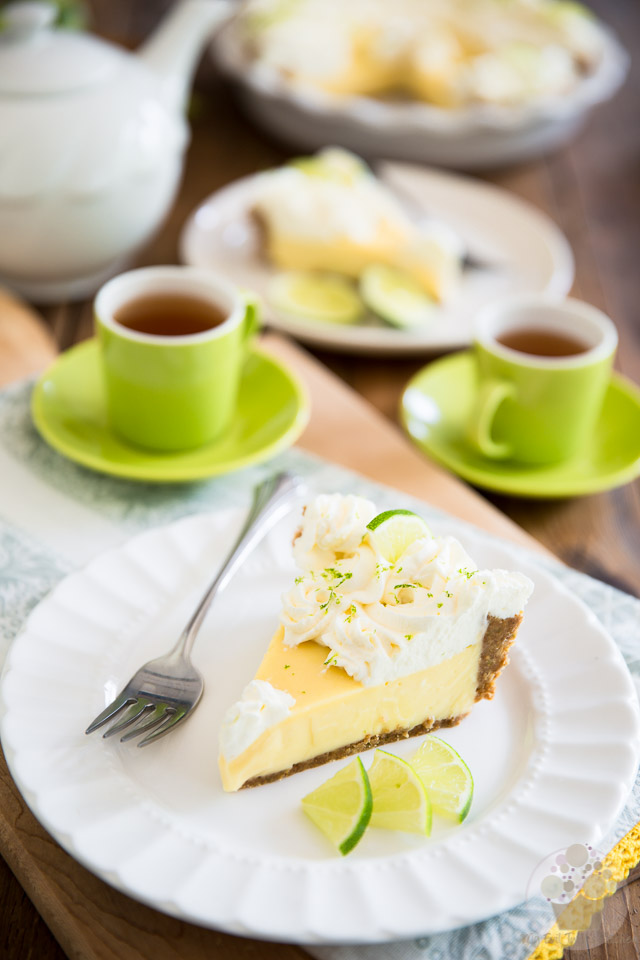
[468,295,618,465]
[95,266,259,452]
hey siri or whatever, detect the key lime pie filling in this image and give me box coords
[219,495,533,792]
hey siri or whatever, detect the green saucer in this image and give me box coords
[401,351,640,498]
[32,339,309,482]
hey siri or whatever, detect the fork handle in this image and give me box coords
[172,472,303,659]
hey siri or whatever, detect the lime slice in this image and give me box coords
[546,1,595,26]
[360,265,436,329]
[290,148,368,186]
[368,750,432,834]
[268,272,364,326]
[366,509,431,563]
[410,737,474,823]
[301,757,372,855]
[244,0,301,35]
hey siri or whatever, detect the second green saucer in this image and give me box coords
[32,339,309,482]
[401,351,640,498]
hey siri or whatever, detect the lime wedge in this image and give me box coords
[410,737,474,823]
[368,750,432,834]
[244,0,301,34]
[366,509,431,563]
[546,1,595,25]
[290,148,368,185]
[301,757,372,855]
[267,272,364,326]
[360,265,436,329]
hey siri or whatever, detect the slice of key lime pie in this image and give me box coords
[253,148,464,304]
[219,495,533,791]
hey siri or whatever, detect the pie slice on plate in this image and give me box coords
[219,495,533,791]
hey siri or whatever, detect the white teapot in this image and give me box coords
[0,0,231,301]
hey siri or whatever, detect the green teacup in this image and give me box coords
[468,295,618,465]
[95,266,259,451]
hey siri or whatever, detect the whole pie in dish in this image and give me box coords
[219,495,533,791]
[237,0,607,109]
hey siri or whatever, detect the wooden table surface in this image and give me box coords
[1,1,639,957]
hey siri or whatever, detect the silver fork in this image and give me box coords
[85,471,303,747]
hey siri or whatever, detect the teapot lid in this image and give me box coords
[0,1,122,95]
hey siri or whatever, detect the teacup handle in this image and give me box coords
[467,379,517,460]
[241,292,262,343]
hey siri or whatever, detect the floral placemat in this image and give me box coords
[1,379,639,960]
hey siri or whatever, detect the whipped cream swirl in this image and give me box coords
[253,160,410,248]
[293,493,376,570]
[219,680,295,760]
[281,495,533,685]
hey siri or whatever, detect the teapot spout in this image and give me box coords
[138,0,233,112]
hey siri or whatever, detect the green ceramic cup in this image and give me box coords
[468,295,618,465]
[95,266,260,451]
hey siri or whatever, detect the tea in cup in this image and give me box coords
[95,266,259,451]
[467,295,618,465]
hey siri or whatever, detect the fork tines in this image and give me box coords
[85,693,187,747]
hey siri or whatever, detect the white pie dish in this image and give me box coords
[212,18,628,169]
[0,508,638,944]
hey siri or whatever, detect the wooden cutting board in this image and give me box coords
[0,292,549,960]
[0,288,58,385]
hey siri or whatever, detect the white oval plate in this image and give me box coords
[180,162,574,355]
[1,510,638,944]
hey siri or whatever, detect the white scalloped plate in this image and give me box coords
[1,510,638,944]
[179,162,574,355]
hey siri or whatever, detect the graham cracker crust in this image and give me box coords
[476,612,523,701]
[241,715,466,788]
[241,611,524,789]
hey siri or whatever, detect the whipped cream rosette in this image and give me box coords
[219,679,295,760]
[280,494,533,686]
